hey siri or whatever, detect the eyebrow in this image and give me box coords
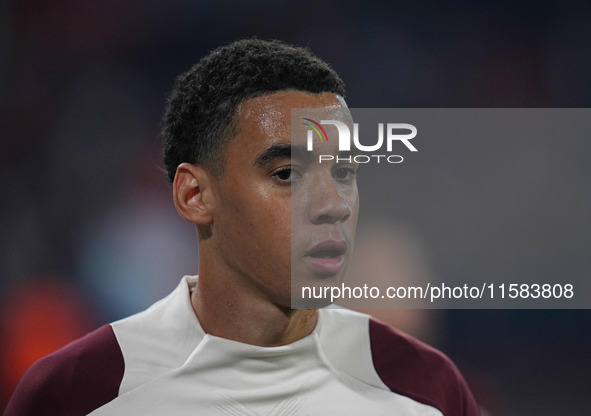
[253,144,312,167]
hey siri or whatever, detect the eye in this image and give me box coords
[272,167,301,183]
[333,166,357,181]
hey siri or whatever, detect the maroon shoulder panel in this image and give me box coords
[369,318,480,416]
[4,324,124,416]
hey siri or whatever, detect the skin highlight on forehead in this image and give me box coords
[236,91,350,143]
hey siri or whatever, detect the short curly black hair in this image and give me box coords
[162,38,346,181]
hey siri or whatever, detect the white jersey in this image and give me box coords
[6,276,479,416]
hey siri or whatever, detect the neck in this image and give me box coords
[190,270,318,347]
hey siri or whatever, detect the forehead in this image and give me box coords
[232,91,350,154]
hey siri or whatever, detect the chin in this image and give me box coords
[290,274,345,310]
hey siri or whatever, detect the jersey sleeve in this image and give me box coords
[4,325,125,416]
[369,318,480,416]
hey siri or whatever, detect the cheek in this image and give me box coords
[220,191,291,252]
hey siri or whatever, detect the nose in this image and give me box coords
[306,173,354,225]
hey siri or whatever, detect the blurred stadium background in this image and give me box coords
[1,1,590,414]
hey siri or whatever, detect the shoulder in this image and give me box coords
[368,317,480,416]
[317,308,479,415]
[5,325,124,416]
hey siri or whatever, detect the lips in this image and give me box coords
[304,240,348,275]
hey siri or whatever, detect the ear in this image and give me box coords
[173,162,214,225]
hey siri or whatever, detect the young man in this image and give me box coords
[6,39,479,415]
